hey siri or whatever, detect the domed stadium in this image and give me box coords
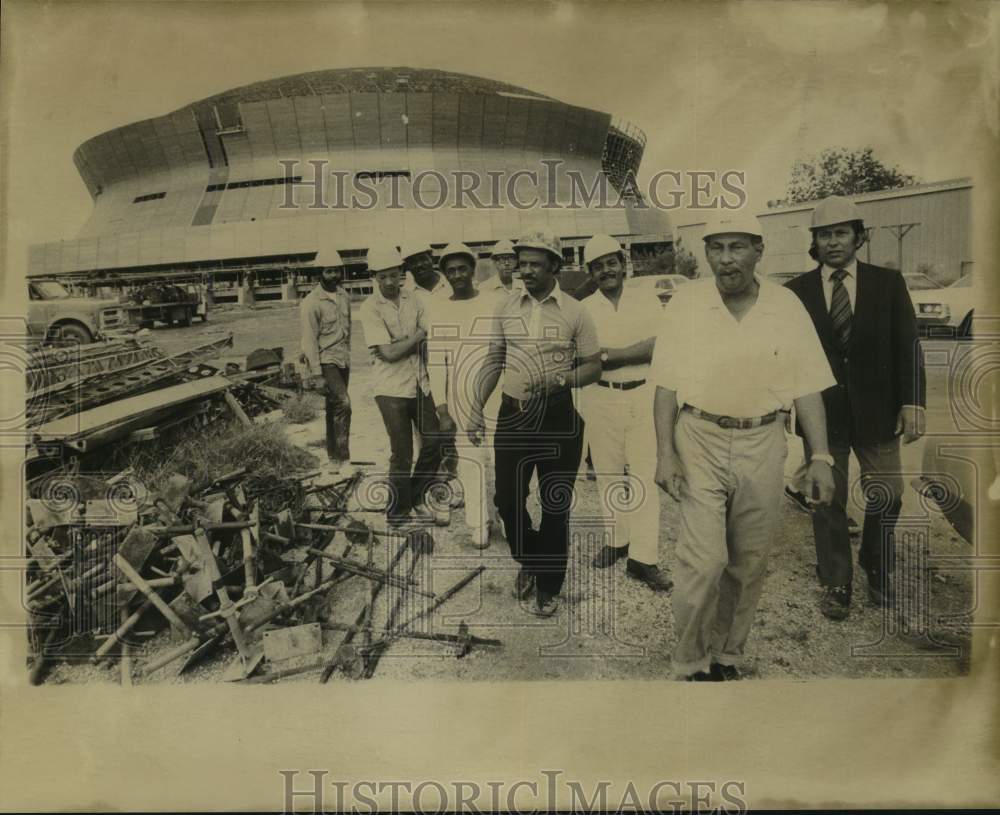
[29,67,667,300]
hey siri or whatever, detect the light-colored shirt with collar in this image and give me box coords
[402,271,451,303]
[481,273,525,300]
[358,288,430,398]
[491,282,600,401]
[300,284,352,372]
[820,258,859,310]
[582,283,663,383]
[651,276,835,417]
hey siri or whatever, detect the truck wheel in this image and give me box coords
[49,322,93,345]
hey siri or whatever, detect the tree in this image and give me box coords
[673,240,699,278]
[775,147,918,206]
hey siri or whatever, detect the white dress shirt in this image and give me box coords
[582,283,663,383]
[651,277,835,417]
[820,259,858,311]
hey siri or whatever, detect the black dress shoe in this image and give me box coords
[625,559,673,593]
[512,568,535,600]
[710,662,741,681]
[684,670,713,681]
[592,544,629,569]
[820,585,851,620]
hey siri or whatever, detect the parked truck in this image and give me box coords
[27,279,138,345]
[127,283,209,328]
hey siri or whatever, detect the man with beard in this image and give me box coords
[579,234,672,592]
[359,243,444,526]
[784,196,925,620]
[300,248,353,476]
[653,213,835,680]
[469,232,602,617]
[427,242,497,549]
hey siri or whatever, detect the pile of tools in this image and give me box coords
[25,465,496,685]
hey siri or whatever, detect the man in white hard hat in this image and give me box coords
[469,231,602,617]
[652,212,836,680]
[578,233,672,592]
[401,241,450,301]
[358,242,443,526]
[481,239,523,300]
[300,247,353,474]
[426,242,496,548]
[785,195,925,620]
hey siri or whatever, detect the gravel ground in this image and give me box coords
[46,300,972,684]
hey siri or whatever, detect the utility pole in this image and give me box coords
[882,223,920,272]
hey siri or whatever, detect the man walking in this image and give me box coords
[785,195,925,619]
[653,213,835,681]
[359,243,444,526]
[579,234,671,592]
[470,232,602,617]
[427,242,496,548]
[300,248,352,475]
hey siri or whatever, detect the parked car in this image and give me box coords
[907,272,975,338]
[27,279,138,345]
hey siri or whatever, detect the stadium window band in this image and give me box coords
[204,176,303,193]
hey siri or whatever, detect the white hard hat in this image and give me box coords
[400,241,432,261]
[810,195,864,230]
[583,234,623,267]
[701,212,763,241]
[313,248,344,268]
[491,238,516,257]
[514,231,563,261]
[366,243,403,273]
[439,242,476,270]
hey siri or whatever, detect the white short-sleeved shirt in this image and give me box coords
[582,284,664,382]
[650,276,835,417]
[358,289,430,398]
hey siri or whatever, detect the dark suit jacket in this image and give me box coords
[785,262,925,446]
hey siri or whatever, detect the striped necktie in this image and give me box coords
[829,267,852,353]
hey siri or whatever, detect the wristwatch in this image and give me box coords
[811,453,835,467]
[600,349,609,364]
[555,373,568,389]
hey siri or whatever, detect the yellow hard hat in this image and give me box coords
[583,234,623,267]
[810,195,864,230]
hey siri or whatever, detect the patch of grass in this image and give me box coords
[105,418,318,490]
[281,394,319,424]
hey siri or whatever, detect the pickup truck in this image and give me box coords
[27,280,138,345]
[127,283,209,328]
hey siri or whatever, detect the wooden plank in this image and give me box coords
[34,376,232,441]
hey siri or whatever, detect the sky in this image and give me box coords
[2,0,997,278]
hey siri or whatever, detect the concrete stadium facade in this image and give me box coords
[29,67,667,293]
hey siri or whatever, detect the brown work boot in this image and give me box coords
[625,559,673,593]
[592,544,629,569]
[820,585,851,620]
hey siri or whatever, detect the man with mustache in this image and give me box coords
[300,248,353,477]
[578,233,672,592]
[784,196,925,620]
[653,213,836,680]
[427,242,496,549]
[469,232,602,617]
[359,242,443,527]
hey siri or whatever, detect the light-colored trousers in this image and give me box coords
[578,383,661,565]
[672,411,787,677]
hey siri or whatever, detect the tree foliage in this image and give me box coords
[777,147,917,206]
[674,241,699,278]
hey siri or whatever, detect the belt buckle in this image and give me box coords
[718,416,737,429]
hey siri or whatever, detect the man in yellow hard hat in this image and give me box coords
[785,195,925,620]
[469,231,602,617]
[578,233,672,592]
[358,242,444,526]
[653,212,836,680]
[300,247,353,475]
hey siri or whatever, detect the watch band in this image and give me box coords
[811,453,835,466]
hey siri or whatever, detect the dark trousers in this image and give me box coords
[375,391,443,520]
[493,391,584,596]
[321,364,351,463]
[804,438,903,593]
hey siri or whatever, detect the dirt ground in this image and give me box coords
[48,299,973,684]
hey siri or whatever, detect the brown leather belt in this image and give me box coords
[597,379,646,391]
[682,404,785,430]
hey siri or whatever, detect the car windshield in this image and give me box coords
[655,279,675,290]
[949,274,972,288]
[903,273,940,290]
[33,281,71,299]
